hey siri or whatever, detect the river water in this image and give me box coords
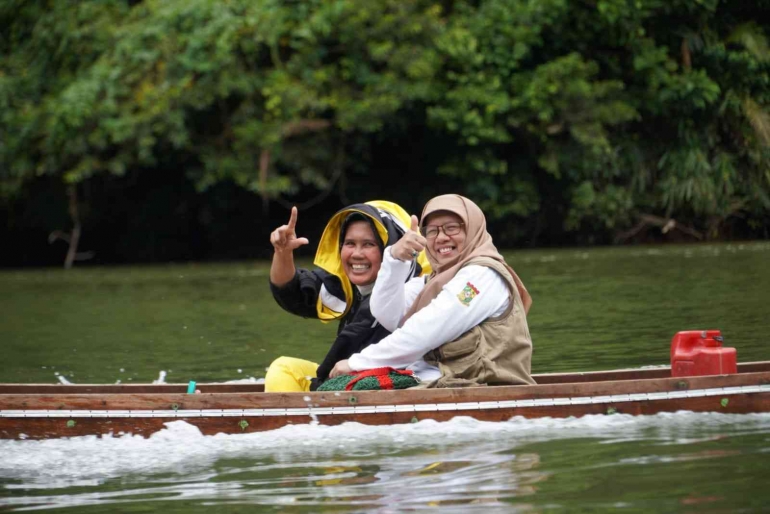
[1,242,769,512]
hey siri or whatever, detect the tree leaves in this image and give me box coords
[1,0,769,244]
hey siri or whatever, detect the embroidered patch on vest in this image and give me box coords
[457,282,479,306]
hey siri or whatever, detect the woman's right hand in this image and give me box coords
[270,206,309,254]
[390,215,426,261]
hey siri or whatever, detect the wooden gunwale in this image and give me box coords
[2,361,768,396]
[1,366,769,411]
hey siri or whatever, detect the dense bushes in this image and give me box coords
[1,0,769,264]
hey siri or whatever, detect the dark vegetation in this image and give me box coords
[1,0,769,266]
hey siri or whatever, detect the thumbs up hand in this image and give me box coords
[391,214,427,262]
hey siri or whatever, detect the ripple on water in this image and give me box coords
[1,412,769,511]
[2,411,769,480]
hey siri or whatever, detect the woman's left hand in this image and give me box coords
[390,215,426,261]
[330,360,353,378]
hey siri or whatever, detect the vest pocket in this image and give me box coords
[435,330,486,383]
[438,330,480,360]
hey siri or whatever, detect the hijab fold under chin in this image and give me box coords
[401,194,532,324]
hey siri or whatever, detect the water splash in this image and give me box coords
[55,373,72,385]
[303,395,320,425]
[1,412,768,512]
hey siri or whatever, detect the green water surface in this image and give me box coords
[1,242,769,514]
[2,242,768,384]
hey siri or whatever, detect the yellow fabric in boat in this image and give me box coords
[264,356,318,392]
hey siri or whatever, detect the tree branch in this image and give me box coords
[614,213,703,243]
[48,185,94,268]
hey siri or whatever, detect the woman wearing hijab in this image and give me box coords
[330,194,535,388]
[266,201,430,392]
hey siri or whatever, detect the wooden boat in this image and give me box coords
[2,361,769,440]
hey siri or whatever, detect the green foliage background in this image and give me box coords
[2,0,769,265]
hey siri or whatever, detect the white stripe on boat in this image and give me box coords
[1,385,768,419]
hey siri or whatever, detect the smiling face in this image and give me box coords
[340,220,382,286]
[424,212,467,267]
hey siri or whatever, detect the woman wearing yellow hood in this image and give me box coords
[266,201,429,392]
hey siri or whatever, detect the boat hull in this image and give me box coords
[2,362,769,440]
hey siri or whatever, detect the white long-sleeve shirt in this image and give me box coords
[348,247,510,382]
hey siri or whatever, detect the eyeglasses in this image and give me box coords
[420,222,465,239]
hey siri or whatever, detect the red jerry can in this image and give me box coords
[670,330,737,377]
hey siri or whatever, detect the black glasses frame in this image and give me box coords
[420,222,465,239]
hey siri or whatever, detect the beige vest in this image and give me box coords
[423,257,536,388]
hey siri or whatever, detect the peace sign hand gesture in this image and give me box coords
[270,206,309,254]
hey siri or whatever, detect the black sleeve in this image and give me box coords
[269,268,323,319]
[314,297,392,383]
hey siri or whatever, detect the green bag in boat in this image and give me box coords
[317,367,419,391]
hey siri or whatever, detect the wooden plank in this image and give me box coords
[533,361,770,384]
[1,361,767,395]
[2,370,768,412]
[2,392,768,440]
